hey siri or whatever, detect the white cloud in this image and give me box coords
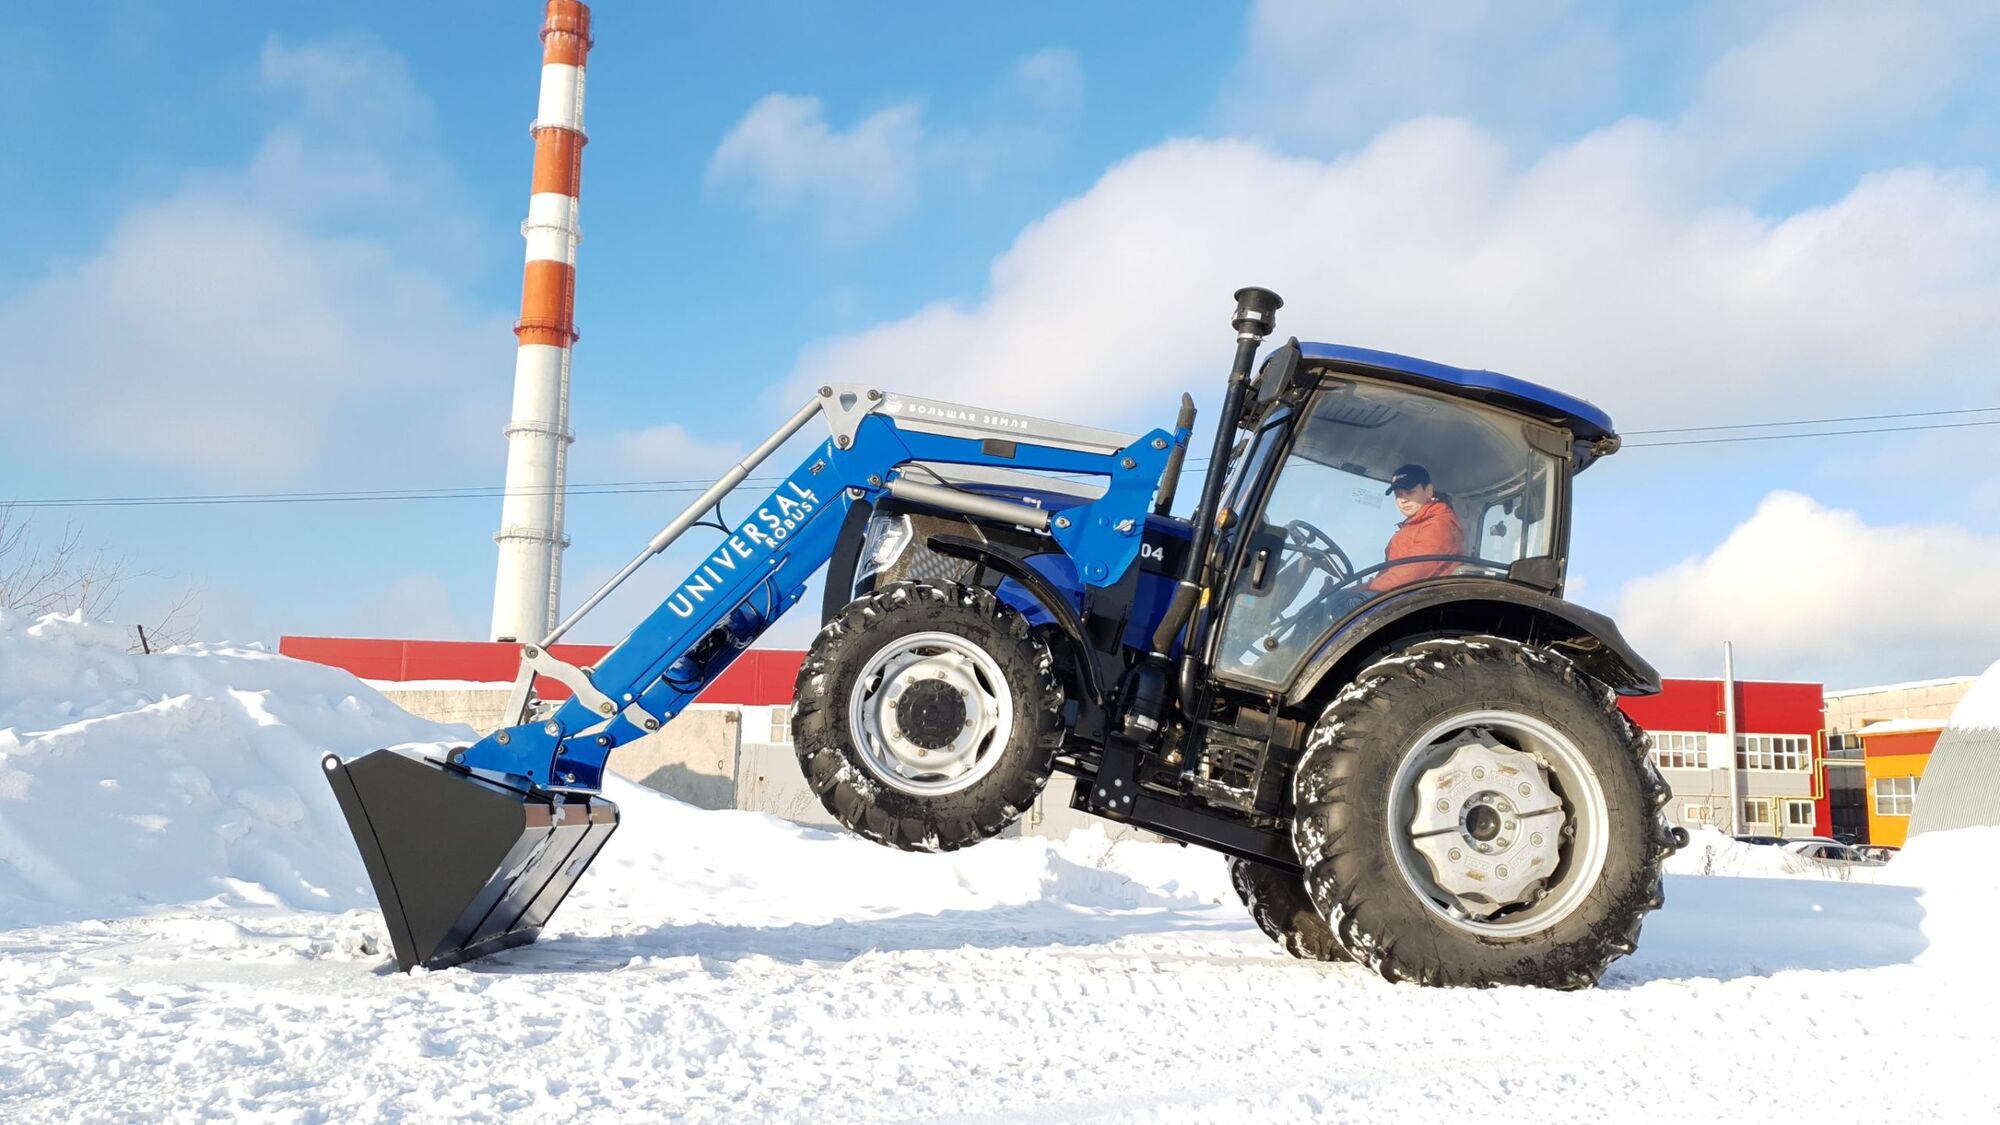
[707,94,926,243]
[1683,3,1971,170]
[0,197,503,476]
[708,49,1085,242]
[1221,0,1623,149]
[1614,491,2000,685]
[1011,48,1084,115]
[1224,1,2000,176]
[0,36,505,479]
[609,422,744,480]
[785,119,2000,432]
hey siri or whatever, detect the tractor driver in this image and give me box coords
[1367,464,1464,592]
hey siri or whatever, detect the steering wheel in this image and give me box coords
[1259,553,1507,659]
[1281,519,1353,584]
[1252,520,1354,649]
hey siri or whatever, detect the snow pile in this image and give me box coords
[1663,827,1857,879]
[1876,825,2000,966]
[0,610,466,926]
[1946,658,2000,730]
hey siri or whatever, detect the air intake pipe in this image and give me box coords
[1148,287,1280,664]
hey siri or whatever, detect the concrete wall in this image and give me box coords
[607,709,742,812]
[1825,680,1975,732]
[377,687,513,733]
[735,740,841,830]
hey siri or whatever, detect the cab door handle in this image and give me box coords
[1250,548,1272,588]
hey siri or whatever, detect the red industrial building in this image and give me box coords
[1618,678,1832,839]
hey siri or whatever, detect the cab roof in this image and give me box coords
[1289,342,1618,451]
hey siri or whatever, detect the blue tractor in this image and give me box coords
[326,288,1681,988]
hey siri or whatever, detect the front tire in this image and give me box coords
[1291,636,1672,989]
[794,581,1061,852]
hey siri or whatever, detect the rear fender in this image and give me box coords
[1284,579,1660,709]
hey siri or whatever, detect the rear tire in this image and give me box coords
[1228,858,1349,962]
[794,581,1061,852]
[1291,635,1672,989]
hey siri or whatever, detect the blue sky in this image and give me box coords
[3,1,1998,687]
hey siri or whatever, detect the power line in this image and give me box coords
[1624,405,2000,436]
[6,407,1994,510]
[1623,417,2000,448]
[1,476,796,510]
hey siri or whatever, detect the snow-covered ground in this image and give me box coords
[2,610,1996,1123]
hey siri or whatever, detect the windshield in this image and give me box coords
[1215,377,1564,689]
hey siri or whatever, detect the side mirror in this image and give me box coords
[1243,337,1307,428]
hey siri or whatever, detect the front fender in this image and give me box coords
[1284,579,1661,709]
[926,534,1108,705]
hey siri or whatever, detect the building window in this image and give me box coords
[769,705,792,745]
[1681,803,1715,826]
[1742,798,1772,826]
[1783,799,1815,827]
[1649,732,1709,769]
[1874,776,1919,817]
[1736,734,1811,771]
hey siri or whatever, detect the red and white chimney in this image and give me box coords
[491,0,592,642]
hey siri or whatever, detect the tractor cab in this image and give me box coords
[1208,340,1618,692]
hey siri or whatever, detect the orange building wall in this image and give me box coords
[1862,729,1942,848]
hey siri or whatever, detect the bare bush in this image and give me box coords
[0,505,199,649]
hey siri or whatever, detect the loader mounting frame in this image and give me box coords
[454,385,1184,794]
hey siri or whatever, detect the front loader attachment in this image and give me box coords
[321,750,618,971]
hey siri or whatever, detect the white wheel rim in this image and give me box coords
[846,631,1015,797]
[1387,709,1611,939]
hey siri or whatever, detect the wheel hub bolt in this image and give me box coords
[1437,798,1450,811]
[1448,848,1462,861]
[1518,783,1531,796]
[1531,832,1544,846]
[1496,865,1509,878]
[1473,767,1486,780]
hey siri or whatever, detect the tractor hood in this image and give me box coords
[1287,343,1620,470]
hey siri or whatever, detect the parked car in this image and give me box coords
[1855,845,1900,865]
[1733,835,1786,846]
[1785,841,1864,864]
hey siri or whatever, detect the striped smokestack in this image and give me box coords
[491,0,592,642]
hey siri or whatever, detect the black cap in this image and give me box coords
[1385,464,1431,494]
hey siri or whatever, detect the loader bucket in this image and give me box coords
[321,750,618,972]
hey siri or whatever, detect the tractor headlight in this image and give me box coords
[857,513,914,582]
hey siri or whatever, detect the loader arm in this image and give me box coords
[455,385,1183,793]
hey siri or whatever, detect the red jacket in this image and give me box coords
[1369,500,1464,592]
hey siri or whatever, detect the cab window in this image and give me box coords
[1214,378,1565,689]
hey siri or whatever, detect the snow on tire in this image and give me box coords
[793,580,1061,852]
[1228,858,1350,963]
[1291,635,1675,989]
